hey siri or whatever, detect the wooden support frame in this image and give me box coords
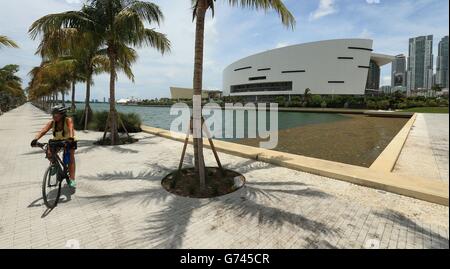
[172,116,225,187]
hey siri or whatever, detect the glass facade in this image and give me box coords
[391,54,406,87]
[230,82,293,93]
[407,35,434,92]
[365,60,380,90]
[437,36,449,88]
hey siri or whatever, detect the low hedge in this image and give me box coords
[69,109,142,133]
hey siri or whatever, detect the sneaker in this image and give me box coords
[68,180,76,188]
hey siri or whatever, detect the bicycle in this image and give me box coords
[33,140,74,209]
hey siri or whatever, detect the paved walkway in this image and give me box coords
[0,103,448,249]
[394,113,449,182]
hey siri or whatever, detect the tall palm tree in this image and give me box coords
[89,0,170,144]
[28,61,73,111]
[29,0,171,144]
[0,65,25,113]
[190,0,295,187]
[0,35,19,49]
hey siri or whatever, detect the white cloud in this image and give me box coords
[275,42,290,48]
[309,0,337,21]
[358,28,373,39]
[65,0,82,4]
[366,0,381,4]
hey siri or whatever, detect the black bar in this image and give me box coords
[338,57,354,59]
[348,46,373,51]
[234,66,252,71]
[248,76,267,81]
[257,68,271,71]
[328,81,345,83]
[281,70,305,74]
[358,66,370,69]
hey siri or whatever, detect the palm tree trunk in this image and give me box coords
[71,81,76,112]
[61,90,65,107]
[84,74,92,130]
[193,0,207,188]
[108,49,119,145]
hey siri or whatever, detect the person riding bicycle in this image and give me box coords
[31,105,77,188]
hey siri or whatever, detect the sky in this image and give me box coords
[0,0,449,101]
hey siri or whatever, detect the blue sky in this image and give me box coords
[0,0,448,100]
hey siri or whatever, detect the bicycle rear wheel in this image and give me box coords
[42,164,62,209]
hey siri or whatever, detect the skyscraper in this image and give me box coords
[391,54,406,87]
[436,36,449,89]
[366,59,381,90]
[407,35,434,94]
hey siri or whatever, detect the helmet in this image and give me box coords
[51,105,68,115]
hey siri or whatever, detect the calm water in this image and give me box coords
[78,103,350,134]
[73,102,406,167]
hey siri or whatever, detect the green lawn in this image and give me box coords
[401,107,449,113]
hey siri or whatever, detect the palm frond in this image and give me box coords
[123,0,164,25]
[28,11,95,40]
[226,0,296,29]
[0,35,19,48]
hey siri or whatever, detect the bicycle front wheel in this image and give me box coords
[42,164,62,209]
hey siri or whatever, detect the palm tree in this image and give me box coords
[0,35,19,49]
[28,61,73,111]
[0,65,25,113]
[190,0,295,187]
[303,88,311,105]
[29,0,170,144]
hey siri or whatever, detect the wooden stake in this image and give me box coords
[118,114,131,138]
[102,112,111,142]
[201,117,224,174]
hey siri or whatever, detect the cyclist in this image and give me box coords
[31,105,77,188]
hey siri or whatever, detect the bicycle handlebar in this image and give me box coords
[33,140,71,150]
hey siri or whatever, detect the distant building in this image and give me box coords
[366,59,381,90]
[222,39,394,100]
[380,85,392,94]
[436,35,449,89]
[170,87,222,100]
[391,54,407,87]
[392,85,407,94]
[117,98,130,104]
[407,35,434,95]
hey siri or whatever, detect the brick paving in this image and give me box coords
[0,103,448,249]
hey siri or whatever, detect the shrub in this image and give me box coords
[320,101,327,108]
[426,100,438,107]
[366,100,378,109]
[69,109,93,129]
[437,98,449,107]
[274,96,285,107]
[289,96,302,107]
[326,96,345,108]
[377,100,390,110]
[397,102,408,109]
[310,95,323,107]
[410,100,426,108]
[347,96,365,109]
[69,110,142,133]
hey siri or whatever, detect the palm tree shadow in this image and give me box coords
[83,161,174,182]
[135,197,204,248]
[77,158,338,248]
[220,185,335,235]
[373,209,449,248]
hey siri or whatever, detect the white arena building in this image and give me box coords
[222,39,394,100]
